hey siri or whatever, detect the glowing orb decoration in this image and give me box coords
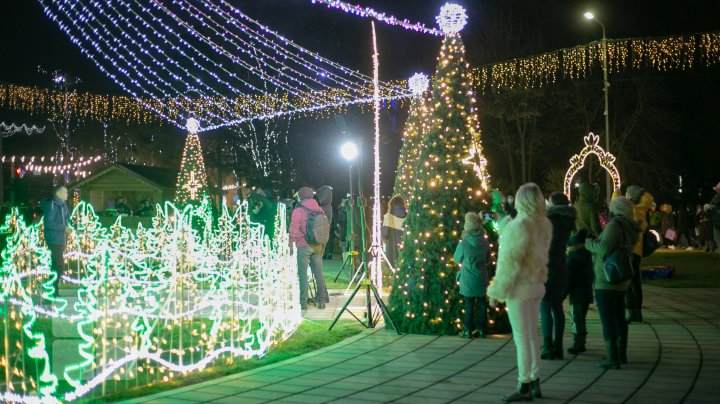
[185,117,200,134]
[436,3,468,35]
[408,73,430,96]
[0,199,300,402]
[564,132,622,197]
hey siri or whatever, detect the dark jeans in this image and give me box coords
[463,295,487,332]
[595,289,628,341]
[625,254,643,313]
[569,303,589,336]
[48,243,65,293]
[540,298,565,341]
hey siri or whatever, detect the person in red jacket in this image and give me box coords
[290,187,328,310]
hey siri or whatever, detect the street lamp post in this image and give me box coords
[584,11,612,200]
[340,140,359,258]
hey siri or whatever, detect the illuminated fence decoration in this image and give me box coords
[564,132,621,197]
[0,199,300,402]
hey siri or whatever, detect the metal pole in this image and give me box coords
[600,22,612,200]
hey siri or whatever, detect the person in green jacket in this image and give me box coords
[248,187,278,244]
[574,182,602,237]
[585,196,641,369]
[454,212,491,338]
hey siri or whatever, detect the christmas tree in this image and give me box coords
[175,119,208,206]
[387,32,491,335]
[393,86,431,201]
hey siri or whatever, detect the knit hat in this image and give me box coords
[549,192,570,206]
[625,185,645,204]
[567,228,588,246]
[609,196,634,218]
[297,187,314,200]
[464,212,482,232]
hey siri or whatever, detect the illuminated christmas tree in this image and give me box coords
[175,118,208,205]
[393,74,431,201]
[387,32,491,335]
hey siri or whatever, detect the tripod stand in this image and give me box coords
[328,196,399,333]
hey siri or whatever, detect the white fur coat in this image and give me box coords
[487,213,553,302]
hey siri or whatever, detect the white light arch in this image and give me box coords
[564,132,621,197]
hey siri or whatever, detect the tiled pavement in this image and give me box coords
[123,285,720,403]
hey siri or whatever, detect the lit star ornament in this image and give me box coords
[436,3,468,35]
[408,73,430,97]
[186,117,200,134]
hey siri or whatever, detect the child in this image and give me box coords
[565,228,594,354]
[454,212,491,338]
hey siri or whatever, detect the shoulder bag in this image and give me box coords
[603,225,634,284]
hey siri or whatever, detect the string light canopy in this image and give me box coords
[0,155,102,177]
[36,0,410,131]
[2,32,718,123]
[564,132,621,197]
[307,0,442,36]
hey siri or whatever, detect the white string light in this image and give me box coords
[0,122,46,136]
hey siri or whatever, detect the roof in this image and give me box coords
[69,163,177,191]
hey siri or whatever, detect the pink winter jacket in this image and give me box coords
[289,198,325,248]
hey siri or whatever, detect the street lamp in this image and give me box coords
[336,140,360,281]
[584,11,612,201]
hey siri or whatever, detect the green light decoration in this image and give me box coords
[0,198,300,403]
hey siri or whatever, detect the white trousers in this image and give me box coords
[506,284,545,383]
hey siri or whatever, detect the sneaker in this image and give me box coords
[685,246,694,251]
[668,245,676,250]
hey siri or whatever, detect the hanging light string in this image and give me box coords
[2,31,717,125]
[307,0,443,37]
[0,122,46,136]
[36,0,410,131]
[0,155,102,176]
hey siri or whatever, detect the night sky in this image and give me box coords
[1,0,719,202]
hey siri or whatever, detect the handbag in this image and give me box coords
[664,228,677,242]
[642,229,662,257]
[603,226,634,284]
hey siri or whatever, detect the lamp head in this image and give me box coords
[340,141,358,161]
[584,11,595,20]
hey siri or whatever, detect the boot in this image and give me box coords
[501,382,532,402]
[553,338,564,360]
[597,340,621,369]
[540,336,554,360]
[567,333,587,355]
[530,378,542,399]
[617,337,628,364]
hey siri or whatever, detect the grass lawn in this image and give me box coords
[85,319,365,403]
[642,249,720,288]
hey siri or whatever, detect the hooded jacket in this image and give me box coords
[631,192,653,256]
[545,204,576,300]
[316,186,333,224]
[487,213,553,302]
[40,196,70,245]
[574,183,602,237]
[585,214,641,291]
[289,198,326,248]
[454,232,491,297]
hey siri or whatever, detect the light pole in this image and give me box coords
[584,11,612,200]
[340,140,359,258]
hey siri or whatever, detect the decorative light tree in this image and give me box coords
[393,73,431,201]
[175,118,208,205]
[387,4,492,335]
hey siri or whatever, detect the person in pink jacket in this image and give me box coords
[290,187,328,310]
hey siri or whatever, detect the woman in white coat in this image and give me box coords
[488,183,553,402]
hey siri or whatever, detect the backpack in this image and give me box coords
[303,207,330,244]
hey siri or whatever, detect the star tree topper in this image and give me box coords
[436,3,468,35]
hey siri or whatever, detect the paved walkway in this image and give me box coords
[124,285,720,403]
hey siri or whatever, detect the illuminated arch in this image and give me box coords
[564,132,621,197]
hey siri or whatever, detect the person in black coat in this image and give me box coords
[540,192,576,360]
[565,229,593,355]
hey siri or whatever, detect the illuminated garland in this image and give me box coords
[307,0,442,36]
[0,122,46,136]
[1,32,716,124]
[0,198,300,402]
[0,155,102,177]
[564,132,621,197]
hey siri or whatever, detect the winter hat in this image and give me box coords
[567,228,588,246]
[297,187,314,200]
[609,196,634,218]
[625,185,646,204]
[704,203,712,212]
[549,192,570,206]
[464,212,483,233]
